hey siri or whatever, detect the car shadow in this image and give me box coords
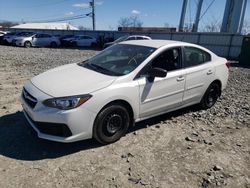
[0,105,201,161]
[0,111,101,161]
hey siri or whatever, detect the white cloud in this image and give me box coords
[73,3,89,8]
[96,1,103,5]
[65,12,74,16]
[131,10,141,15]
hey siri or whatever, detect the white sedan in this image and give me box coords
[71,35,97,47]
[13,33,60,48]
[21,40,229,144]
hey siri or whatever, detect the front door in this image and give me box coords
[137,47,186,118]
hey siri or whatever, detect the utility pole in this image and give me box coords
[90,0,95,30]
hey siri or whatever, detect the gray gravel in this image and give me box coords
[0,45,249,188]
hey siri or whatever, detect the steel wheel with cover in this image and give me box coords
[200,82,221,109]
[93,104,130,144]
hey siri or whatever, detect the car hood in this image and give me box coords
[31,63,116,97]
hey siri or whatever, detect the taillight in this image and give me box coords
[225,61,230,69]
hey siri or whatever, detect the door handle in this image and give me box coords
[207,70,213,75]
[177,76,185,82]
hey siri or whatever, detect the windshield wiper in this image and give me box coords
[90,63,122,76]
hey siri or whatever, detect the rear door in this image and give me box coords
[42,34,52,46]
[182,46,215,105]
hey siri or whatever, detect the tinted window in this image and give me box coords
[83,36,92,39]
[137,37,144,40]
[184,47,211,67]
[35,34,42,38]
[42,34,51,38]
[126,37,136,41]
[151,48,182,72]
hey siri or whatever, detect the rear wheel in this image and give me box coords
[93,104,130,144]
[200,82,220,109]
[24,41,32,48]
[50,41,57,48]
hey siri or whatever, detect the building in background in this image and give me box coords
[11,22,78,30]
[118,27,177,32]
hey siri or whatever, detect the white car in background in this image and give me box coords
[104,35,152,48]
[21,40,229,144]
[3,31,33,44]
[70,35,97,47]
[13,33,60,48]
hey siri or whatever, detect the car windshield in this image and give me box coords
[78,44,156,76]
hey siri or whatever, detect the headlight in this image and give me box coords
[43,94,92,110]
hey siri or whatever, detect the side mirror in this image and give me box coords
[148,67,167,78]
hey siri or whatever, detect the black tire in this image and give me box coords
[24,41,32,48]
[200,82,221,109]
[93,104,130,144]
[72,41,77,47]
[50,41,57,48]
[91,42,97,47]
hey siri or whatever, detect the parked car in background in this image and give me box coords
[21,40,229,144]
[2,32,18,44]
[103,35,152,48]
[13,33,60,48]
[0,31,8,44]
[0,31,7,37]
[62,35,97,47]
[3,31,34,45]
[60,35,76,47]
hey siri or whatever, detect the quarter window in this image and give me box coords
[184,47,211,67]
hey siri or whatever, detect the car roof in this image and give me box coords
[121,39,216,56]
[120,39,190,48]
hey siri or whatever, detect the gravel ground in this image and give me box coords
[0,45,249,188]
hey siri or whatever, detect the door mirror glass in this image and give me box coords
[148,67,167,78]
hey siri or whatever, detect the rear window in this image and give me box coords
[184,47,211,67]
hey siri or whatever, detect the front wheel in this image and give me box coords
[24,41,32,48]
[93,104,130,144]
[200,83,220,109]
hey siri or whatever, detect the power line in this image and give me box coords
[28,13,92,23]
[199,0,216,21]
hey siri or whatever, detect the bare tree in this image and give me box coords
[118,15,143,28]
[200,18,221,32]
[0,21,18,28]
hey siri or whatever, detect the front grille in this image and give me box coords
[25,111,72,137]
[22,88,37,108]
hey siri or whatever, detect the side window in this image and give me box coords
[136,37,144,40]
[151,48,182,72]
[43,34,51,38]
[184,47,211,67]
[35,34,42,38]
[83,36,92,39]
[126,37,136,41]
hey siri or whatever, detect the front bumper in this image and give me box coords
[21,81,97,143]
